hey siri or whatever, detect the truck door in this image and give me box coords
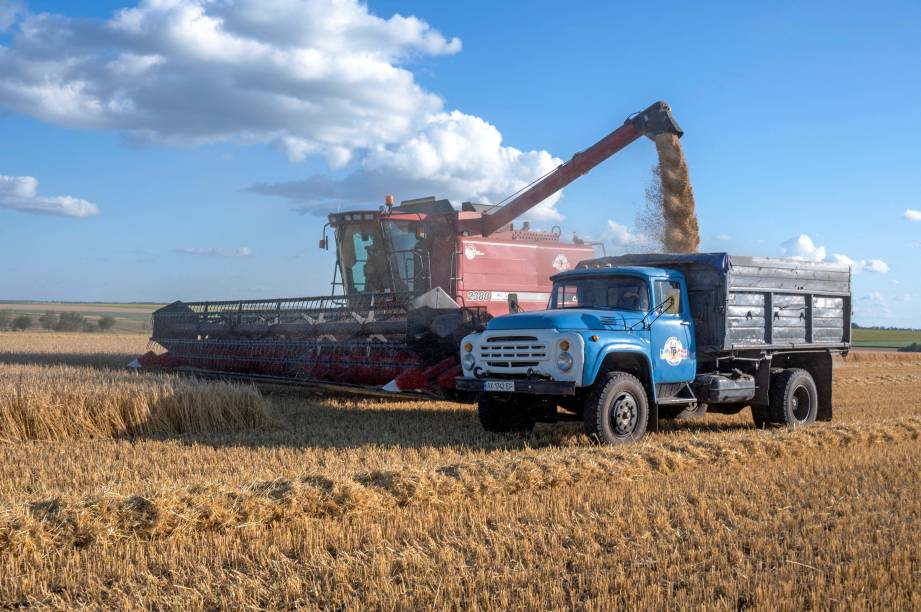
[650,279,696,383]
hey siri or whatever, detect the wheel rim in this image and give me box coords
[791,385,811,422]
[610,392,638,436]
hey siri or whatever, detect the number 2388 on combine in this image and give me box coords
[456,253,852,444]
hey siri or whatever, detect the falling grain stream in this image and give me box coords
[653,133,700,253]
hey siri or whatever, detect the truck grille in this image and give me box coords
[479,335,548,368]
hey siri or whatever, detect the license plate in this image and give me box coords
[484,380,515,392]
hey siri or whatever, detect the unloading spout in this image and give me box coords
[471,101,684,237]
[626,100,683,139]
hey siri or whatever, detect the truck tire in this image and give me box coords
[478,394,536,433]
[583,372,649,444]
[754,368,818,428]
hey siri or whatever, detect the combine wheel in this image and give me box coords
[477,394,536,434]
[583,372,649,444]
[753,368,818,428]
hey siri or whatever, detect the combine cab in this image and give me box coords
[144,101,684,396]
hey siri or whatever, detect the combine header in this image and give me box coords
[143,101,684,396]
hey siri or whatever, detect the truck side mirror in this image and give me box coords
[508,293,520,314]
[319,238,327,250]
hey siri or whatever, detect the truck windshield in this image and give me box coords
[550,276,650,312]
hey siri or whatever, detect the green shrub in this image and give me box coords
[11,315,33,331]
[54,312,86,332]
[38,311,59,330]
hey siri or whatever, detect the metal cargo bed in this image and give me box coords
[577,253,851,355]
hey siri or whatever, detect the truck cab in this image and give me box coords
[457,266,697,441]
[457,253,849,444]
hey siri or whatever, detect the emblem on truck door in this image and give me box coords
[660,336,688,366]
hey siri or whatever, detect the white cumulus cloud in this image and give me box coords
[827,253,889,274]
[0,0,458,158]
[0,0,566,220]
[781,235,888,273]
[175,247,253,258]
[0,1,21,32]
[604,219,648,249]
[0,175,99,217]
[780,234,826,261]
[248,111,565,222]
[903,209,921,222]
[862,259,890,274]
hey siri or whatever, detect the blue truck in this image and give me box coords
[455,253,852,443]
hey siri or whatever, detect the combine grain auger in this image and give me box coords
[141,101,683,396]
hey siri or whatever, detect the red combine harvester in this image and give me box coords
[143,101,683,396]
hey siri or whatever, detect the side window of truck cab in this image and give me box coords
[654,280,682,315]
[553,285,582,308]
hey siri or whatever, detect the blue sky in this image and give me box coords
[0,0,919,326]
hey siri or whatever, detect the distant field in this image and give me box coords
[0,302,161,334]
[2,305,918,347]
[852,327,921,349]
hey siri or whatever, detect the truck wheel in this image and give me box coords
[477,394,536,433]
[584,372,649,444]
[754,368,817,428]
[769,368,818,427]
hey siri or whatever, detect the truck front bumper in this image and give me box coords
[454,377,576,396]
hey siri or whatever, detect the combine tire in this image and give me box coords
[478,394,536,433]
[753,368,818,428]
[583,372,649,444]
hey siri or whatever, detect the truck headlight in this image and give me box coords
[557,352,573,371]
[462,352,476,371]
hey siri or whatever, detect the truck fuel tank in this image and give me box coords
[693,372,756,404]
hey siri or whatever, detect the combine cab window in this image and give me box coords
[335,218,430,295]
[550,276,650,312]
[350,232,373,289]
[383,221,423,293]
[336,222,390,294]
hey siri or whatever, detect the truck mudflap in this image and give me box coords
[455,377,576,395]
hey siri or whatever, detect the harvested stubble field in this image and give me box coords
[0,332,920,609]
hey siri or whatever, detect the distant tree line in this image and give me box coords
[853,323,921,332]
[0,311,116,332]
